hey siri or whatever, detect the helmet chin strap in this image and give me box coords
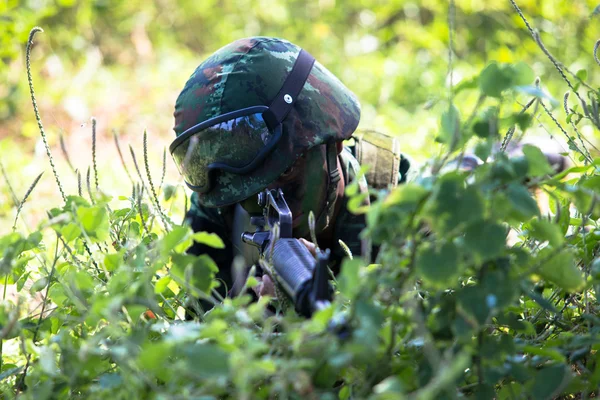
[314,142,341,232]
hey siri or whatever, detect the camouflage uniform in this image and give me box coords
[171,37,409,303]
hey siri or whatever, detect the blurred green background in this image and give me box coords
[1,0,599,230]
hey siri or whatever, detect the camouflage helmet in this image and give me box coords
[170,37,361,208]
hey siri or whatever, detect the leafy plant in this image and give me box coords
[3,2,600,399]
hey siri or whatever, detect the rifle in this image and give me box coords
[241,188,332,317]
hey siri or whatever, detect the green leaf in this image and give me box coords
[581,175,600,193]
[458,285,489,326]
[522,145,554,177]
[474,140,493,161]
[439,104,461,145]
[76,206,109,242]
[576,69,588,81]
[339,385,352,400]
[479,62,513,97]
[154,275,172,294]
[416,241,461,287]
[507,184,540,220]
[0,366,22,381]
[529,218,564,246]
[502,112,532,131]
[182,343,230,378]
[384,183,429,209]
[30,277,48,293]
[26,231,43,250]
[103,251,124,272]
[163,184,177,201]
[354,299,384,345]
[426,173,484,233]
[463,220,507,261]
[475,384,495,400]
[39,346,58,377]
[65,195,91,209]
[60,223,81,243]
[99,373,123,390]
[70,270,95,292]
[522,284,559,313]
[483,271,518,310]
[138,341,173,380]
[373,376,404,395]
[160,226,192,254]
[511,61,535,86]
[170,254,218,294]
[338,258,362,299]
[125,305,147,321]
[536,248,584,292]
[454,75,479,93]
[472,107,499,139]
[530,364,571,400]
[591,258,600,279]
[192,231,225,249]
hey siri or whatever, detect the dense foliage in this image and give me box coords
[3,1,600,399]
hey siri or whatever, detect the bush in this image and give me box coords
[2,10,600,400]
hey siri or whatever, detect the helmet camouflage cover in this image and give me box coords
[172,37,361,207]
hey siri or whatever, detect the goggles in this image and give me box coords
[169,49,316,195]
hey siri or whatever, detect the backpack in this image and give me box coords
[344,129,404,191]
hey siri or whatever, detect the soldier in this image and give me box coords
[169,37,409,306]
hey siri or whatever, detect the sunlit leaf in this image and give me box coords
[536,248,584,292]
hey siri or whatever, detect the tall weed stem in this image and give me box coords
[91,117,100,191]
[113,130,134,184]
[143,131,171,230]
[26,27,67,203]
[0,160,19,206]
[12,172,44,231]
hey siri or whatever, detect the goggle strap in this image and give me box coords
[263,49,315,130]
